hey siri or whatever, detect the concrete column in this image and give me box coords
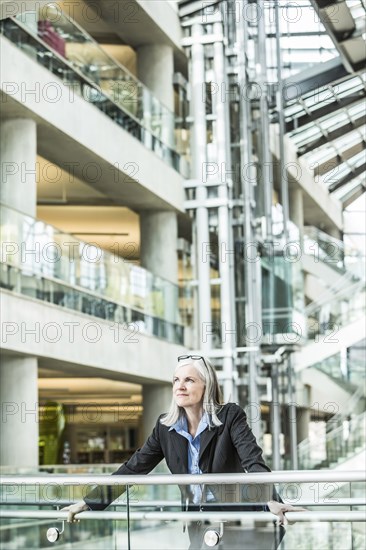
[137,44,174,149]
[1,119,37,217]
[137,44,174,111]
[140,211,178,284]
[142,384,172,442]
[297,407,311,443]
[289,188,304,244]
[0,356,39,466]
[140,211,178,332]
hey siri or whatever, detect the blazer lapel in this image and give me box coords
[199,427,218,461]
[168,430,189,473]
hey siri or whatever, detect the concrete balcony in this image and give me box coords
[0,290,184,383]
[0,21,186,212]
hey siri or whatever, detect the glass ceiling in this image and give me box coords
[264,1,338,81]
[274,0,366,204]
[284,69,366,201]
[180,0,365,203]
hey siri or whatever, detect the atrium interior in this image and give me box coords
[0,1,365,548]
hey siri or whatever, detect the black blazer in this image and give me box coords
[85,403,274,511]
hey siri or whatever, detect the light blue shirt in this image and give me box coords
[169,413,209,504]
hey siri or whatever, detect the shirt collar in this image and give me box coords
[169,412,209,434]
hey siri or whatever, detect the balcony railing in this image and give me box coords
[0,471,365,549]
[0,12,189,175]
[306,276,365,339]
[304,225,364,279]
[0,204,184,345]
[298,411,366,470]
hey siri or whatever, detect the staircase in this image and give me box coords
[298,411,366,470]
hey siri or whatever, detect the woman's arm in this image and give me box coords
[63,416,164,520]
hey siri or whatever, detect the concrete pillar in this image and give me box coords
[297,407,311,443]
[140,211,178,331]
[289,188,304,244]
[0,356,39,466]
[140,211,178,284]
[142,384,172,442]
[137,44,174,111]
[0,119,37,217]
[137,44,174,149]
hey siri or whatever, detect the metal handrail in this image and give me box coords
[1,498,365,507]
[1,470,365,485]
[0,510,365,522]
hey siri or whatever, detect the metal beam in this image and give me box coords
[282,58,348,101]
[297,112,365,155]
[285,92,366,132]
[329,162,366,192]
[314,142,366,177]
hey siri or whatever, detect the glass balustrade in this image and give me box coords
[298,412,366,470]
[304,226,365,279]
[304,227,345,273]
[0,204,184,345]
[0,471,365,549]
[0,13,188,175]
[306,281,365,339]
[310,351,366,387]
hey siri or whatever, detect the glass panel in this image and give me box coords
[1,473,365,549]
[298,411,366,470]
[15,8,176,150]
[0,205,184,344]
[306,281,365,339]
[304,226,346,272]
[264,1,338,81]
[261,208,306,342]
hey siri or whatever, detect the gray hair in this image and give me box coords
[160,356,223,428]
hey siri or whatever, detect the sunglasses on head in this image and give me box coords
[178,355,208,368]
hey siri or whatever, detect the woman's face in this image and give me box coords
[173,364,205,410]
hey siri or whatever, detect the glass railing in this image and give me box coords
[312,352,366,387]
[298,412,366,470]
[306,278,365,339]
[0,471,365,549]
[304,226,365,279]
[0,204,184,344]
[0,13,188,175]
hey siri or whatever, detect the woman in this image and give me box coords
[64,355,304,548]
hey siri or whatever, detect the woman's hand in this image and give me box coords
[267,500,307,526]
[62,501,90,523]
